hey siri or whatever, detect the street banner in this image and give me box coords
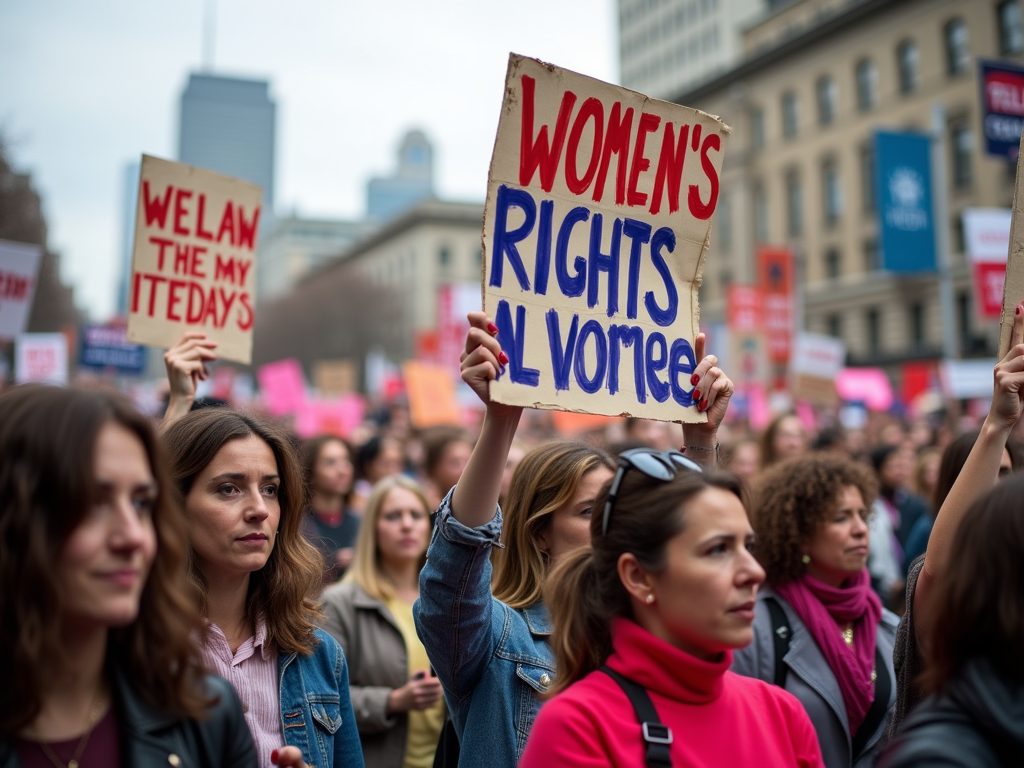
[0,239,42,341]
[963,208,1011,319]
[79,323,147,375]
[726,284,767,387]
[15,333,68,385]
[757,247,794,368]
[979,59,1024,161]
[482,54,728,423]
[127,155,262,363]
[875,131,936,273]
[1000,133,1024,358]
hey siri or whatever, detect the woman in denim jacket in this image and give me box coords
[162,366,364,768]
[415,312,732,767]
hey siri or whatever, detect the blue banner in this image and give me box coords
[79,324,147,375]
[875,131,936,273]
[979,58,1024,160]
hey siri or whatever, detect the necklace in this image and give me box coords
[34,690,106,768]
[842,627,854,647]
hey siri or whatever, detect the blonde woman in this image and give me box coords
[321,476,444,768]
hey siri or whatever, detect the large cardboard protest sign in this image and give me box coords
[1000,133,1024,358]
[0,240,42,341]
[127,155,261,363]
[483,54,728,423]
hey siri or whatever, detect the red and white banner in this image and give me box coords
[963,208,1011,319]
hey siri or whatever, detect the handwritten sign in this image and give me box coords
[0,240,42,341]
[483,54,728,423]
[15,333,68,385]
[257,358,307,417]
[1001,133,1024,358]
[403,361,461,428]
[127,155,261,363]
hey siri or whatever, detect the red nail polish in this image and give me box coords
[271,750,279,764]
[487,322,499,334]
[693,391,701,402]
[699,399,709,411]
[690,374,700,385]
[498,351,509,365]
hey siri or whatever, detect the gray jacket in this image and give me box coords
[732,587,899,768]
[321,581,412,768]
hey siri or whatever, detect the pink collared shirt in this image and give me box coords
[200,618,281,768]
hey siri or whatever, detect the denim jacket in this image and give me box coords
[414,490,555,768]
[280,628,365,768]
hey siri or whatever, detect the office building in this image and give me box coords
[366,130,435,222]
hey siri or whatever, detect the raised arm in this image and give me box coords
[681,332,733,469]
[916,304,1024,633]
[161,332,218,429]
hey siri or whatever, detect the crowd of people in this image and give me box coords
[2,306,1024,767]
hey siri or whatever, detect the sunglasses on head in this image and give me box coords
[600,448,703,536]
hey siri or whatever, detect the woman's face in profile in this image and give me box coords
[59,422,158,629]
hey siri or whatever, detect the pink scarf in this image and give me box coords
[775,570,882,734]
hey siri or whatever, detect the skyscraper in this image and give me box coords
[177,73,276,215]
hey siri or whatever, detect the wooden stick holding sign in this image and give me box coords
[999,133,1024,358]
[482,54,729,423]
[127,155,262,364]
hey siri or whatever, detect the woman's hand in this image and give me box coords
[270,747,307,767]
[387,670,444,714]
[162,332,217,427]
[461,311,520,419]
[687,332,733,433]
[988,304,1024,431]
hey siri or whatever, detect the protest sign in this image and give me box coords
[482,54,728,423]
[0,240,42,341]
[403,361,461,428]
[314,359,358,396]
[16,333,68,385]
[79,323,147,375]
[127,155,261,363]
[999,133,1024,358]
[963,208,1011,319]
[791,332,845,406]
[258,358,307,417]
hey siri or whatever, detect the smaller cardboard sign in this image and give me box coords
[257,358,307,417]
[16,333,68,384]
[792,333,846,379]
[313,359,358,396]
[403,361,461,428]
[295,395,366,439]
[941,358,998,399]
[127,155,262,364]
[0,239,42,341]
[999,133,1024,358]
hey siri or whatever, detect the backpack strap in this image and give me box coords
[600,666,672,768]
[852,645,892,759]
[764,596,792,688]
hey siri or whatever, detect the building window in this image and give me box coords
[817,76,837,126]
[823,160,842,224]
[856,59,878,111]
[945,19,970,75]
[952,123,974,188]
[909,301,925,346]
[719,268,733,289]
[751,107,765,151]
[866,308,881,354]
[826,313,843,340]
[786,171,803,237]
[861,143,876,213]
[957,289,972,351]
[754,184,769,243]
[438,246,451,267]
[825,248,842,280]
[897,40,921,94]
[782,91,799,139]
[717,193,732,251]
[864,239,880,272]
[999,0,1024,54]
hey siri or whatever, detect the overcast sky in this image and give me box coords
[1,0,617,319]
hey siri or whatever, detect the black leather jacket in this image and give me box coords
[0,666,256,768]
[879,657,1024,768]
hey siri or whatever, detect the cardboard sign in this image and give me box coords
[482,54,728,424]
[0,240,42,341]
[314,359,358,396]
[1000,133,1024,358]
[403,361,461,428]
[127,155,262,363]
[791,332,846,406]
[295,395,366,439]
[16,333,68,385]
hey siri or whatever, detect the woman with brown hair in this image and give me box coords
[759,413,808,470]
[0,384,255,767]
[300,435,361,584]
[414,312,733,767]
[879,474,1024,766]
[732,453,899,768]
[163,409,363,768]
[321,476,444,768]
[520,454,824,767]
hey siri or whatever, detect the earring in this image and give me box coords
[802,554,811,565]
[645,594,655,604]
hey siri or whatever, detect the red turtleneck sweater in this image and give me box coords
[520,618,824,768]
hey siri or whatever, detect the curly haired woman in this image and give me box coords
[732,454,898,768]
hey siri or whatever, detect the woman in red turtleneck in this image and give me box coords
[520,452,824,768]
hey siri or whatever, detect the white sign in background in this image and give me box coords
[15,333,69,385]
[0,239,43,341]
[792,332,847,379]
[962,208,1012,263]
